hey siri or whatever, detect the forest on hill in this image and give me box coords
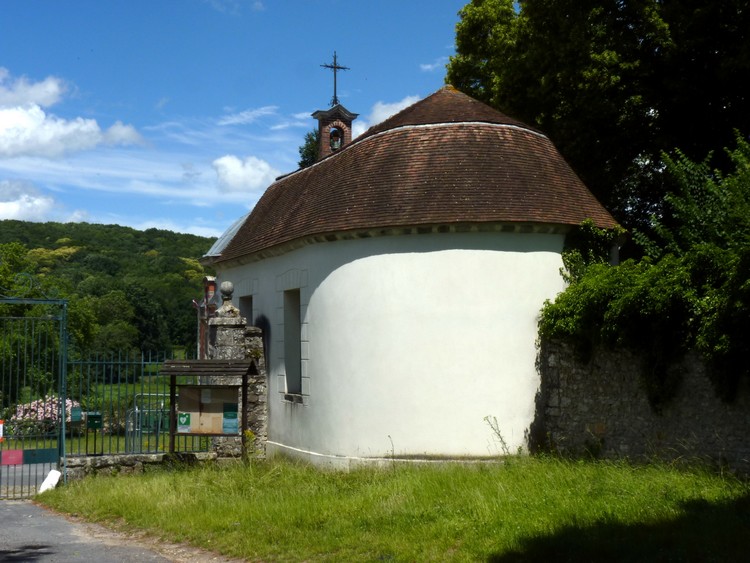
[0,220,216,357]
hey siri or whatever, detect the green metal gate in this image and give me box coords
[0,297,68,499]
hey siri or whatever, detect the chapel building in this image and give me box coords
[202,86,617,467]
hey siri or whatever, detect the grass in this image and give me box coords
[37,456,750,562]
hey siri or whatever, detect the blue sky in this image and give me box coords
[0,0,466,238]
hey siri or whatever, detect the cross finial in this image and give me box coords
[321,51,350,107]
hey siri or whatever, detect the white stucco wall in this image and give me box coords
[217,231,567,466]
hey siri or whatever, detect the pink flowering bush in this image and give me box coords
[8,396,80,437]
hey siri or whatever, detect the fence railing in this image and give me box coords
[64,351,208,457]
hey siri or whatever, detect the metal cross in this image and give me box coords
[321,51,350,107]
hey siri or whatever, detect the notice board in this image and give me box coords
[177,385,240,435]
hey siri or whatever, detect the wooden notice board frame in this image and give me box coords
[161,359,259,455]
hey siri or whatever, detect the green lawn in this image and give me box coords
[37,456,750,562]
[3,431,178,455]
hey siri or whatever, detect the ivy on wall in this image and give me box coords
[540,134,750,408]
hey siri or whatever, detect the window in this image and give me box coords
[283,289,302,395]
[239,295,253,324]
[329,127,343,151]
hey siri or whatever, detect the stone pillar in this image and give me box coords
[207,281,267,457]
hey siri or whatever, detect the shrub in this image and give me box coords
[8,396,81,437]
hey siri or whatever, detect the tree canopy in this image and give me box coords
[447,0,750,230]
[0,221,215,356]
[298,129,320,169]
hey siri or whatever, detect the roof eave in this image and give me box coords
[213,220,577,270]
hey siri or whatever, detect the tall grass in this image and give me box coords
[38,456,750,561]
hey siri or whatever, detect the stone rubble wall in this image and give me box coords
[534,339,750,473]
[65,452,218,481]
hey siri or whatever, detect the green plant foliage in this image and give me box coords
[37,457,750,561]
[560,218,626,284]
[448,1,750,231]
[0,241,35,295]
[0,221,215,355]
[541,135,750,406]
[297,128,319,168]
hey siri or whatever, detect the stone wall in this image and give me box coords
[65,452,218,481]
[533,340,750,473]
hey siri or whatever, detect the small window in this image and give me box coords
[283,289,302,395]
[239,295,253,324]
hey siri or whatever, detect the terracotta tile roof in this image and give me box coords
[213,87,618,264]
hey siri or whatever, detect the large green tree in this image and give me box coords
[447,0,750,230]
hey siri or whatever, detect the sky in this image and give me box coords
[0,0,467,239]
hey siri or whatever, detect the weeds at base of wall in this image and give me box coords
[484,415,514,456]
[242,429,257,461]
[387,435,397,470]
[583,431,604,460]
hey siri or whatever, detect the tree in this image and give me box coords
[447,1,750,231]
[0,220,215,352]
[298,129,319,169]
[123,281,172,354]
[0,242,34,294]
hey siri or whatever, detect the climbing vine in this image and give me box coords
[540,134,750,407]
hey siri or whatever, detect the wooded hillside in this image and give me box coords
[0,220,216,356]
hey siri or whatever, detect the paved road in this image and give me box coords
[0,501,243,562]
[0,500,172,562]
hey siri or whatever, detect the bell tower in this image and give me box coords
[313,52,358,160]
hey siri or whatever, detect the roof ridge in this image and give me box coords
[353,86,537,145]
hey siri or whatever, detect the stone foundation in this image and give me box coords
[64,452,218,481]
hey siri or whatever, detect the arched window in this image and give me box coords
[329,127,343,151]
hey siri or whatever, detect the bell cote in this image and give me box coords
[312,104,358,160]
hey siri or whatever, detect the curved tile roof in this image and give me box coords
[213,87,617,265]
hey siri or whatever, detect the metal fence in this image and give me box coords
[65,351,208,458]
[1,288,214,498]
[1,298,67,499]
[2,338,207,498]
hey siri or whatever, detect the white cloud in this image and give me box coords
[0,69,143,158]
[103,121,142,145]
[212,154,279,193]
[155,97,170,111]
[352,95,421,138]
[0,179,55,221]
[218,105,277,126]
[0,104,143,158]
[204,0,264,14]
[0,67,65,107]
[270,117,313,131]
[420,57,449,73]
[370,96,420,124]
